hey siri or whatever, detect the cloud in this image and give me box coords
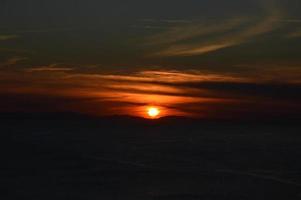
[148,1,283,57]
[286,28,301,38]
[234,62,301,84]
[6,67,300,101]
[1,66,300,118]
[0,34,19,41]
[279,19,301,23]
[145,18,246,46]
[133,19,194,31]
[0,47,33,53]
[1,57,28,66]
[140,19,192,24]
[26,64,74,72]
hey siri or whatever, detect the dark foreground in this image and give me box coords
[2,113,301,199]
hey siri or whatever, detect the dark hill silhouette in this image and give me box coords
[1,111,300,126]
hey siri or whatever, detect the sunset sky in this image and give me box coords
[0,0,300,118]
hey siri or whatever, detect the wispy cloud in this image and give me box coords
[145,18,246,46]
[235,63,301,84]
[12,27,81,34]
[140,19,192,24]
[26,64,74,72]
[1,66,300,117]
[0,34,19,41]
[148,1,283,57]
[286,28,301,38]
[138,70,243,82]
[279,19,301,23]
[0,57,28,66]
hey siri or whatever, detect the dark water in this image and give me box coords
[2,116,301,199]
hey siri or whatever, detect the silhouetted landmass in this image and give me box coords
[1,112,301,199]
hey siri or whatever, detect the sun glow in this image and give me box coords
[147,107,160,118]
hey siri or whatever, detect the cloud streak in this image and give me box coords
[0,34,18,41]
[27,67,74,72]
[26,64,74,72]
[0,57,28,66]
[145,19,246,46]
[148,1,283,57]
[0,65,300,118]
[286,28,301,38]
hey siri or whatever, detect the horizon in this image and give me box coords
[1,110,301,123]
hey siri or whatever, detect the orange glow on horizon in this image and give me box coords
[0,69,238,118]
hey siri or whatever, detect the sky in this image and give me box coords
[0,0,301,119]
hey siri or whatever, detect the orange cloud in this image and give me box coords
[0,66,300,118]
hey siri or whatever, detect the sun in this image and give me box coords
[147,107,160,118]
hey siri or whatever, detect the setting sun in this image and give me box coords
[147,107,160,118]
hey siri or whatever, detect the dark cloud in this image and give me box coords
[178,81,301,100]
